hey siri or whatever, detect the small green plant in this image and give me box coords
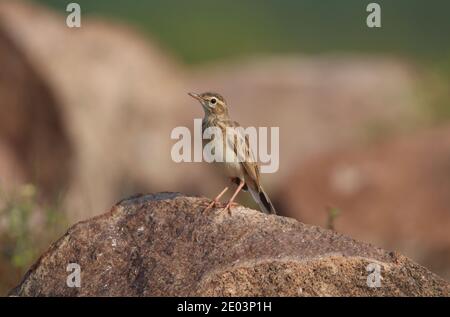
[326,206,341,231]
[1,184,36,269]
[0,184,67,295]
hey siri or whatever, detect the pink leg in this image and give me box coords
[203,186,229,212]
[221,179,245,215]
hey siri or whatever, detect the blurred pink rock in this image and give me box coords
[279,126,450,279]
[0,0,213,220]
[192,57,424,190]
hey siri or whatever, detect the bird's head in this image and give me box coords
[188,92,228,117]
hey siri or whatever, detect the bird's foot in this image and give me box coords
[219,202,239,216]
[203,187,229,213]
[203,199,221,213]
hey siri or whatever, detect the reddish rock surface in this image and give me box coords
[10,193,449,296]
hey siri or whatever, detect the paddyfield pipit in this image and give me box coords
[188,92,276,215]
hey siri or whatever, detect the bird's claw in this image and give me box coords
[220,202,238,216]
[203,199,238,216]
[203,199,220,213]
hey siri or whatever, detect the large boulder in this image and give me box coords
[10,193,449,296]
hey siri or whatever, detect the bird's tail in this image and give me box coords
[249,186,277,215]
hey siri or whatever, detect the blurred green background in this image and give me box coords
[33,0,450,119]
[34,0,450,64]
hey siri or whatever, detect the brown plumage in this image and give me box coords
[189,92,276,214]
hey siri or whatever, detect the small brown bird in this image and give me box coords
[189,92,276,214]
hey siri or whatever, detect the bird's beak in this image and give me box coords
[188,92,202,102]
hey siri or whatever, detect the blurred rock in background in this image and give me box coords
[192,57,424,189]
[0,17,71,195]
[0,0,221,222]
[280,126,450,279]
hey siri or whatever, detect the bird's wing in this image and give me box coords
[227,121,260,185]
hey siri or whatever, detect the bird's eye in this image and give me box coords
[210,98,217,105]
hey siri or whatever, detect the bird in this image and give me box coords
[188,92,276,215]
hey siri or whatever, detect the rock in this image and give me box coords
[9,193,449,296]
[279,126,450,280]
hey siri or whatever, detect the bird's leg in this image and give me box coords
[203,186,229,212]
[221,179,245,215]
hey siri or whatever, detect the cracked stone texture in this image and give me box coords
[9,193,450,296]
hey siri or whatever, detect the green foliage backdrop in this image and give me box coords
[34,0,450,64]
